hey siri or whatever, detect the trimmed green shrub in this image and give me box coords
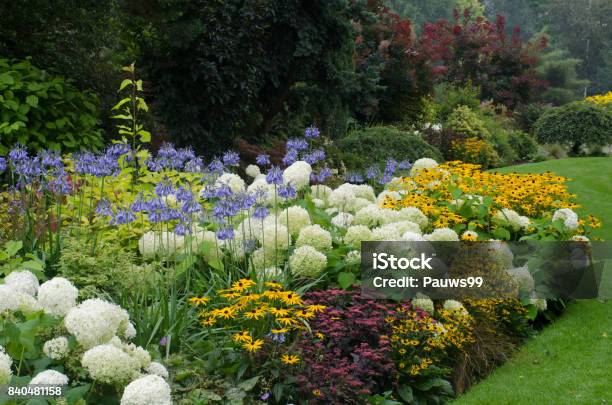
[433,83,481,122]
[535,101,612,155]
[336,126,442,171]
[0,58,103,154]
[446,105,490,138]
[506,130,539,161]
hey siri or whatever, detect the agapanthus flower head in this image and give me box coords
[38,150,63,168]
[345,173,364,184]
[96,199,113,216]
[181,200,202,215]
[216,226,235,240]
[222,151,240,166]
[282,149,298,166]
[93,153,119,177]
[174,222,191,236]
[266,166,283,185]
[155,178,175,197]
[184,157,204,173]
[110,209,136,225]
[208,158,224,174]
[256,154,271,166]
[177,147,195,163]
[286,138,308,151]
[213,184,234,198]
[398,160,412,170]
[312,167,332,184]
[384,158,398,175]
[277,183,297,199]
[365,165,379,180]
[8,144,28,164]
[303,149,325,165]
[13,156,43,184]
[158,143,178,160]
[0,157,6,173]
[175,187,193,203]
[252,205,269,219]
[105,143,131,160]
[48,171,72,194]
[304,126,320,139]
[237,191,257,210]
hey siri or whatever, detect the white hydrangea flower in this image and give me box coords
[277,206,311,236]
[352,198,371,212]
[82,344,140,385]
[530,298,547,311]
[283,161,312,189]
[289,246,327,278]
[402,231,426,241]
[123,322,137,340]
[65,299,130,349]
[122,342,151,369]
[145,362,169,380]
[376,190,401,205]
[29,370,69,386]
[331,212,354,228]
[372,224,402,241]
[388,221,421,235]
[0,285,21,313]
[327,186,356,211]
[354,204,386,227]
[312,198,325,208]
[250,248,280,272]
[37,277,78,317]
[258,266,283,281]
[350,184,376,202]
[296,224,332,251]
[494,208,530,231]
[410,158,438,176]
[487,241,514,269]
[4,270,39,296]
[247,178,274,205]
[396,207,428,228]
[43,337,70,360]
[425,228,459,242]
[138,231,185,258]
[443,300,468,315]
[120,374,172,405]
[325,207,339,215]
[507,266,535,292]
[0,346,12,385]
[552,208,579,231]
[256,223,291,252]
[245,164,261,178]
[214,172,246,194]
[346,250,361,265]
[312,184,332,200]
[412,297,434,314]
[343,225,373,248]
[17,292,41,314]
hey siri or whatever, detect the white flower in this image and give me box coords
[372,224,402,241]
[352,198,371,212]
[325,207,339,215]
[29,370,69,386]
[396,207,428,228]
[331,212,354,228]
[530,298,547,311]
[410,158,438,176]
[296,224,332,251]
[388,221,421,235]
[0,346,12,385]
[82,344,140,385]
[120,375,172,405]
[37,277,78,317]
[312,185,332,200]
[425,228,459,242]
[43,337,70,360]
[552,208,579,231]
[17,292,41,314]
[277,206,311,236]
[402,231,426,241]
[214,172,246,194]
[283,161,312,189]
[123,322,137,340]
[487,241,514,269]
[258,266,283,281]
[346,250,361,265]
[354,204,386,227]
[145,362,169,379]
[443,300,468,315]
[289,246,327,278]
[507,266,535,292]
[250,248,280,271]
[412,297,434,314]
[327,186,356,211]
[4,270,39,296]
[494,208,530,231]
[138,231,185,258]
[312,198,325,208]
[351,184,376,202]
[0,285,21,313]
[256,223,291,252]
[344,225,373,248]
[376,190,401,205]
[247,178,274,205]
[65,298,130,349]
[245,164,261,178]
[122,342,151,369]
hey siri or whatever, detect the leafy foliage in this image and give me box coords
[0,59,104,154]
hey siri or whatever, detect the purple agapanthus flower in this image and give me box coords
[286,138,308,151]
[110,209,136,225]
[184,157,204,173]
[96,199,113,216]
[312,167,332,183]
[256,154,270,166]
[155,178,175,197]
[0,157,6,173]
[266,166,283,185]
[174,222,191,235]
[282,149,298,166]
[38,150,63,169]
[365,165,379,180]
[8,144,28,164]
[304,126,320,139]
[345,173,364,184]
[252,205,269,219]
[303,149,325,165]
[277,183,296,199]
[222,151,240,166]
[48,171,72,194]
[216,226,235,240]
[398,160,412,170]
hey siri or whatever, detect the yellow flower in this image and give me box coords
[276,317,298,326]
[279,291,303,306]
[242,338,264,353]
[271,328,289,334]
[244,308,266,320]
[212,307,237,319]
[280,354,300,365]
[232,278,256,292]
[306,304,326,313]
[232,331,252,343]
[269,307,290,317]
[264,281,283,289]
[294,310,315,319]
[219,291,242,299]
[200,317,216,327]
[188,297,210,306]
[315,332,325,340]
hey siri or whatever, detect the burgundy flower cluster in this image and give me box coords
[294,289,409,404]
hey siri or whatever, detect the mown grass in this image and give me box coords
[455,157,612,405]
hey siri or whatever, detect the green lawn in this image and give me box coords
[455,157,612,405]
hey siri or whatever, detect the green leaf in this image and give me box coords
[139,130,151,143]
[25,95,38,107]
[4,240,22,257]
[119,78,133,92]
[237,376,259,391]
[66,384,91,405]
[397,385,413,402]
[337,272,356,289]
[111,98,131,110]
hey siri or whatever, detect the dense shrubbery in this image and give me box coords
[0,59,104,154]
[535,101,612,155]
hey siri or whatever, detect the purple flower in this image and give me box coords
[130,195,147,213]
[174,222,191,235]
[182,200,202,215]
[38,150,63,168]
[267,332,286,343]
[398,160,412,170]
[282,149,298,166]
[384,158,398,175]
[256,154,270,166]
[159,336,168,346]
[208,158,224,174]
[365,166,379,180]
[110,209,136,225]
[277,183,296,199]
[312,167,332,184]
[252,205,269,219]
[155,179,175,197]
[8,145,28,164]
[286,138,308,151]
[184,157,204,173]
[214,184,233,198]
[260,392,271,401]
[48,171,72,194]
[237,192,257,210]
[303,149,325,165]
[345,173,364,184]
[177,147,195,163]
[304,126,320,139]
[222,151,240,166]
[216,226,235,240]
[0,157,6,173]
[105,144,131,160]
[96,199,113,216]
[176,187,194,202]
[266,166,283,185]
